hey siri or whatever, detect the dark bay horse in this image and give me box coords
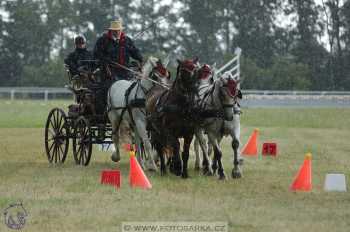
[146,58,200,178]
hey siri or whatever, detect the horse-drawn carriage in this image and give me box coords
[44,62,114,166]
[44,49,244,179]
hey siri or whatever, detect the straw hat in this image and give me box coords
[108,20,123,31]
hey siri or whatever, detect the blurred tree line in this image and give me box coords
[0,0,350,90]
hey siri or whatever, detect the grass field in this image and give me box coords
[0,100,350,232]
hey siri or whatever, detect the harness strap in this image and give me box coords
[110,81,139,135]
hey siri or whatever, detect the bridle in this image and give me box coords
[173,62,198,94]
[198,78,239,120]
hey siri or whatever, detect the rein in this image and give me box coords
[109,61,170,90]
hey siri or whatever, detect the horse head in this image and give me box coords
[215,73,241,120]
[142,56,171,86]
[175,58,200,94]
[152,60,171,86]
[197,64,213,85]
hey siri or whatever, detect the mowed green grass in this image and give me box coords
[0,100,350,232]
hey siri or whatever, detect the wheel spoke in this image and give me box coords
[45,137,54,142]
[48,141,55,155]
[50,119,55,131]
[52,110,57,129]
[81,147,85,164]
[55,144,59,163]
[77,143,82,154]
[53,144,58,163]
[48,128,56,137]
[48,142,55,162]
[55,110,60,129]
[57,147,61,162]
[84,146,89,163]
[57,114,64,131]
[78,148,82,164]
[81,125,87,137]
[58,145,65,161]
[59,125,66,135]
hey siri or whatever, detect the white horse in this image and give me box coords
[194,70,243,179]
[107,56,170,170]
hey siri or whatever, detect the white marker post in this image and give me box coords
[324,173,347,192]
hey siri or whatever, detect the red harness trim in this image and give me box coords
[198,64,212,80]
[227,79,238,97]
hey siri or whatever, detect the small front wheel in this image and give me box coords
[72,116,92,166]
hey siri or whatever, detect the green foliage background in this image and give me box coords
[1,0,350,90]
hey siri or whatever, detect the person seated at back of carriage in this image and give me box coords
[64,35,93,79]
[64,35,94,106]
[93,19,144,82]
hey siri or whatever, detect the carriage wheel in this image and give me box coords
[45,108,69,164]
[73,116,92,166]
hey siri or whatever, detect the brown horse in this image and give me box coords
[146,58,200,178]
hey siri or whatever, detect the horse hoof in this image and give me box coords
[181,173,189,179]
[170,169,182,176]
[147,165,158,172]
[175,171,182,176]
[232,170,242,179]
[111,152,120,162]
[218,174,226,180]
[203,168,213,176]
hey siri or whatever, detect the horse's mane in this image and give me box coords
[141,56,158,77]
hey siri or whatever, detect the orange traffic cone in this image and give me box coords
[290,153,312,191]
[242,128,259,156]
[129,151,152,189]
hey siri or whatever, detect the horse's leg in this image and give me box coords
[181,134,193,179]
[133,113,158,171]
[109,111,121,162]
[132,129,146,169]
[231,115,242,178]
[195,131,213,176]
[155,142,166,176]
[193,137,201,171]
[208,139,217,175]
[208,133,226,180]
[169,137,182,176]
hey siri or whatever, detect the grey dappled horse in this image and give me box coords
[194,70,242,179]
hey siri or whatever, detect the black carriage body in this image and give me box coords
[45,65,114,166]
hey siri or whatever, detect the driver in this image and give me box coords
[93,19,143,81]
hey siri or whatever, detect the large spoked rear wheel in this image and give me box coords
[73,116,92,166]
[45,108,69,164]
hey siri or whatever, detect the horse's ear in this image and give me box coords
[193,56,199,64]
[150,58,157,67]
[167,71,171,79]
[218,76,225,86]
[176,59,181,65]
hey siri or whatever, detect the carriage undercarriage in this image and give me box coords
[44,63,116,166]
[44,107,114,166]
